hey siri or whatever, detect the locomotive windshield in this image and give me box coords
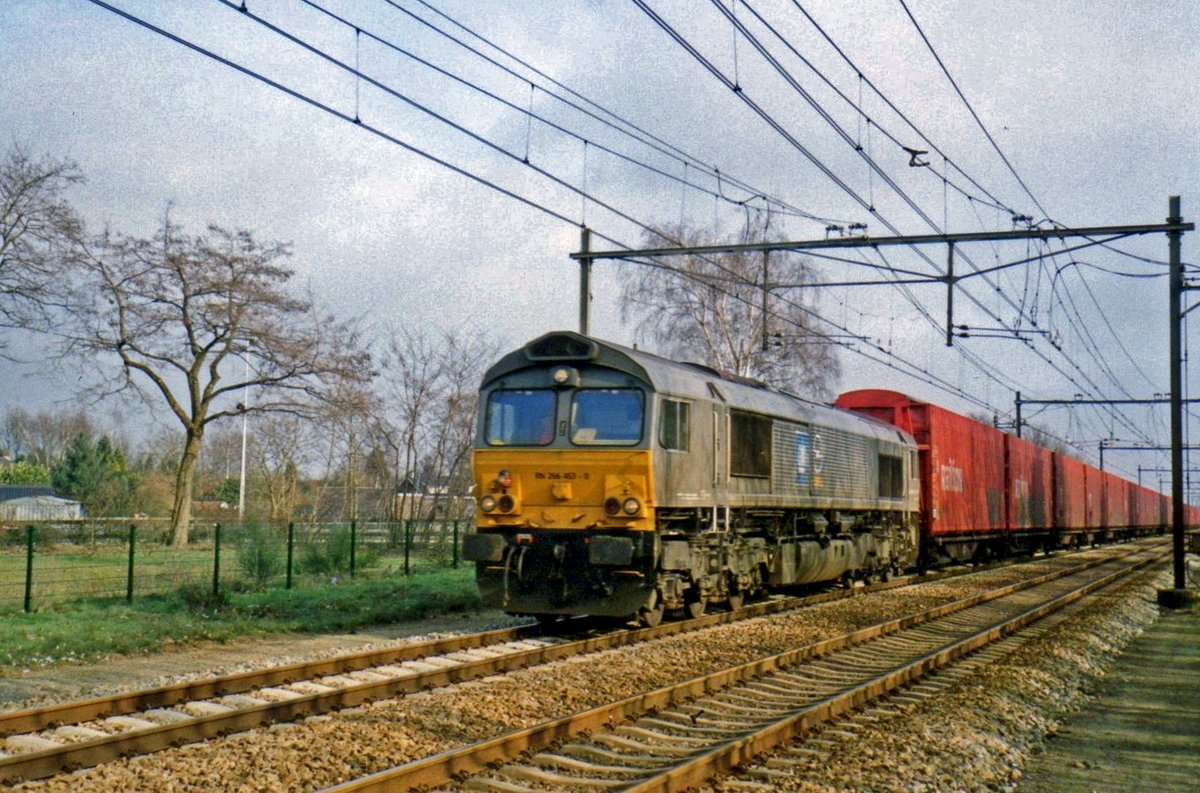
[485,389,556,446]
[570,389,644,445]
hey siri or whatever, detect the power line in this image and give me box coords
[389,0,843,225]
[785,0,1020,218]
[896,0,1051,221]
[83,0,1002,416]
[735,0,1014,216]
[83,0,1176,452]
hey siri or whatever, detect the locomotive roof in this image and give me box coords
[484,332,915,447]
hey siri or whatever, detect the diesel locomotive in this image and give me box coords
[462,331,922,625]
[463,332,1183,625]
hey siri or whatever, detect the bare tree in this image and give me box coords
[0,145,83,342]
[251,414,311,523]
[620,221,842,399]
[306,379,377,524]
[53,215,372,545]
[417,330,496,519]
[377,326,495,523]
[0,407,95,467]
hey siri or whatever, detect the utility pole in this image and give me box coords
[944,243,955,347]
[761,249,770,352]
[1166,196,1187,599]
[578,226,592,335]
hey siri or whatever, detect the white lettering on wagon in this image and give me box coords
[940,461,964,492]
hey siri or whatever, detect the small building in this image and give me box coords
[0,494,84,521]
[394,476,474,520]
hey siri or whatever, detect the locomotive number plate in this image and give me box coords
[534,472,590,480]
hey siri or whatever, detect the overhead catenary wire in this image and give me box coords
[784,0,1016,216]
[391,0,845,225]
[633,0,1154,445]
[82,0,1017,419]
[83,0,1173,456]
[896,0,1052,223]
[293,0,835,226]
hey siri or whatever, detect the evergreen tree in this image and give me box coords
[0,460,51,484]
[51,433,138,516]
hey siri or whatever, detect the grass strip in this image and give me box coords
[0,567,482,670]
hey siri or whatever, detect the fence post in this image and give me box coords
[349,520,357,579]
[286,521,295,590]
[23,525,34,613]
[404,520,411,577]
[212,523,222,598]
[452,520,460,569]
[127,524,136,603]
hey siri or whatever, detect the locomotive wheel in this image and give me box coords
[684,596,706,619]
[639,601,665,627]
[726,590,744,611]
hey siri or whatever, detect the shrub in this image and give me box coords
[235,523,284,587]
[174,582,227,610]
[299,524,377,578]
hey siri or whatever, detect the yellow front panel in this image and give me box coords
[474,448,654,531]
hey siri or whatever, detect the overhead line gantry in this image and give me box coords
[573,198,1194,598]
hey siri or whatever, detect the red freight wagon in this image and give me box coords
[836,390,1006,538]
[1132,486,1161,529]
[1152,488,1168,528]
[1053,453,1093,532]
[1005,434,1052,530]
[1102,472,1129,529]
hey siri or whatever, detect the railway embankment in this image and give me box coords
[1018,595,1200,793]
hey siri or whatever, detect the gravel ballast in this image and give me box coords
[10,551,1165,792]
[708,569,1172,793]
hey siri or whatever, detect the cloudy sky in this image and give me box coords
[1,0,1197,482]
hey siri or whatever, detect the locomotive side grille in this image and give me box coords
[771,421,810,497]
[770,422,874,501]
[811,426,875,501]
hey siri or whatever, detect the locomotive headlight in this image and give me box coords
[479,496,497,512]
[549,365,578,387]
[604,497,621,516]
[498,494,516,513]
[497,469,514,489]
[622,497,641,515]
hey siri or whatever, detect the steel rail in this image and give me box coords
[0,623,547,738]
[0,542,1056,739]
[0,541,1153,785]
[0,550,1036,784]
[319,541,1162,792]
[0,566,933,741]
[622,551,1164,792]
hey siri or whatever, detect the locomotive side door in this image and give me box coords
[711,401,728,509]
[700,381,729,506]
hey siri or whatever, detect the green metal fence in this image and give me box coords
[0,518,464,612]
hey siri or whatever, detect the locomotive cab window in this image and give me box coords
[485,389,556,446]
[571,389,644,445]
[730,410,772,478]
[658,399,690,451]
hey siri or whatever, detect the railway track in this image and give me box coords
[0,541,1153,786]
[320,542,1165,792]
